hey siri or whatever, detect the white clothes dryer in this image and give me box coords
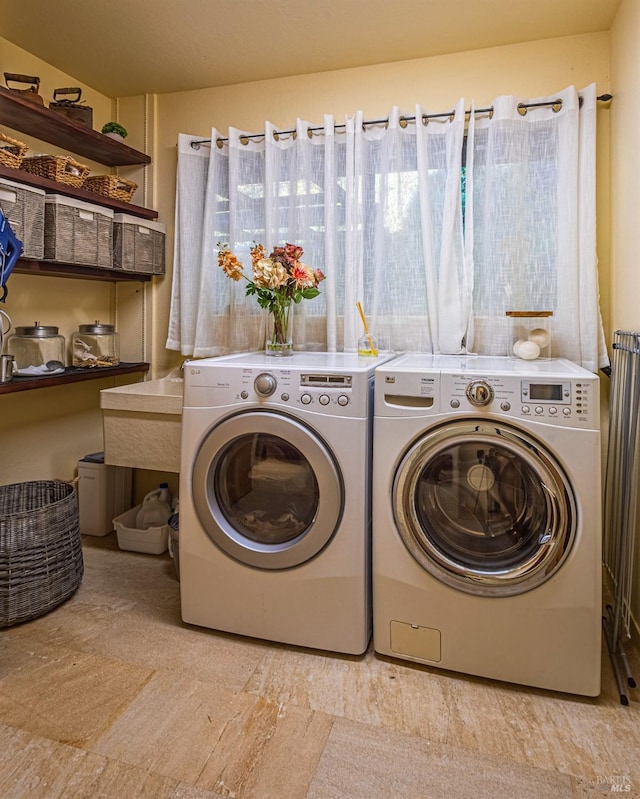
[372,354,602,695]
[180,351,395,655]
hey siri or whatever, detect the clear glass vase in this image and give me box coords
[266,301,294,356]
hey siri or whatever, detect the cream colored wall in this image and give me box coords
[0,39,143,486]
[610,0,640,633]
[153,32,612,375]
[610,0,640,334]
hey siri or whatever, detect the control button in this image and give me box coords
[319,394,330,406]
[500,401,511,412]
[450,399,460,409]
[549,407,558,415]
[521,406,531,414]
[466,379,494,407]
[301,393,312,405]
[337,394,349,406]
[281,393,289,402]
[240,390,249,399]
[563,408,572,416]
[535,406,544,415]
[254,372,277,397]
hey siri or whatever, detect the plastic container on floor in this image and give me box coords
[135,488,171,530]
[77,452,132,536]
[113,505,169,554]
[158,482,172,507]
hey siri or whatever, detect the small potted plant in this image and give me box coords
[101,121,128,141]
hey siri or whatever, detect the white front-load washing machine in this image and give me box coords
[372,354,602,695]
[180,350,395,654]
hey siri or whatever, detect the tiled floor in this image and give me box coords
[1,533,639,799]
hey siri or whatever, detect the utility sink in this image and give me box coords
[100,378,183,473]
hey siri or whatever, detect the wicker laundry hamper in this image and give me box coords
[0,480,83,627]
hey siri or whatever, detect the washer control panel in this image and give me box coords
[440,371,598,428]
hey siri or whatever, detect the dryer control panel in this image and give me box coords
[185,364,370,418]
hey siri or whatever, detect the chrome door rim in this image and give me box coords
[192,410,344,569]
[393,419,576,596]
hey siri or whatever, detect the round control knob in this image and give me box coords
[549,407,558,415]
[465,380,494,407]
[521,406,530,414]
[337,395,349,406]
[281,393,289,402]
[240,390,249,399]
[450,399,460,409]
[563,408,572,416]
[319,394,330,406]
[500,401,511,412]
[254,372,277,397]
[535,406,544,415]
[301,393,312,405]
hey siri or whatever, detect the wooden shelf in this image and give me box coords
[0,362,149,394]
[15,258,153,282]
[1,90,155,396]
[0,87,150,166]
[0,164,157,220]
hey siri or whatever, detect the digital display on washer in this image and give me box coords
[301,374,352,388]
[522,382,570,403]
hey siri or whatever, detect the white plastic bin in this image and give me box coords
[113,504,169,554]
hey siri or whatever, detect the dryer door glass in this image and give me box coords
[393,419,576,596]
[215,433,317,545]
[192,410,344,569]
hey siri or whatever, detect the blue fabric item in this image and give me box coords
[0,209,23,302]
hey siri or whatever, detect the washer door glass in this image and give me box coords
[393,419,576,596]
[192,410,343,569]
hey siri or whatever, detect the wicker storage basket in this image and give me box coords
[44,194,113,268]
[0,480,83,628]
[20,154,89,188]
[84,174,137,203]
[0,131,28,169]
[0,177,45,259]
[113,213,166,274]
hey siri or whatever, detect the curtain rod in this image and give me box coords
[189,93,613,149]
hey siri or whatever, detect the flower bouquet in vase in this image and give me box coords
[218,242,325,356]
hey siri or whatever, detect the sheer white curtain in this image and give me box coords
[168,88,606,370]
[168,104,468,355]
[349,103,467,353]
[465,84,607,371]
[165,133,210,355]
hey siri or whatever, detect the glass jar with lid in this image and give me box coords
[506,311,553,361]
[72,321,120,368]
[7,322,66,374]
